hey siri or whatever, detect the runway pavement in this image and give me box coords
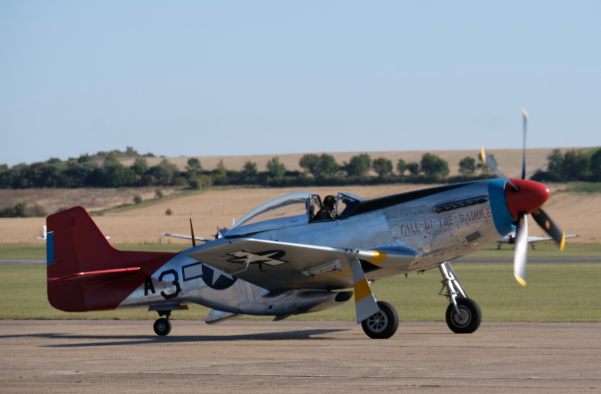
[1,320,600,393]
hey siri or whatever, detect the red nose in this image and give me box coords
[505,179,550,219]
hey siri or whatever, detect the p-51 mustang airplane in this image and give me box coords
[46,112,566,339]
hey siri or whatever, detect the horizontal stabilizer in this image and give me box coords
[161,232,210,243]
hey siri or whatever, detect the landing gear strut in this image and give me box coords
[348,257,399,339]
[153,310,172,336]
[439,262,481,334]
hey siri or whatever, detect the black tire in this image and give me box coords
[361,301,399,339]
[153,317,172,336]
[445,298,481,334]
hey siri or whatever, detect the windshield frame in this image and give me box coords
[336,191,364,217]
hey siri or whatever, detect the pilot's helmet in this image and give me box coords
[323,195,336,209]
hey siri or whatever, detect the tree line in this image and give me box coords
[1,147,599,189]
[531,148,601,182]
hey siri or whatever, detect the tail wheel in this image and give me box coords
[445,298,481,334]
[153,317,172,336]
[361,301,399,339]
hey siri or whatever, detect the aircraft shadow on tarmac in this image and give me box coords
[0,328,348,348]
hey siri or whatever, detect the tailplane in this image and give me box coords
[46,207,176,312]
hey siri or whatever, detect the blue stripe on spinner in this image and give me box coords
[46,231,55,265]
[487,179,515,236]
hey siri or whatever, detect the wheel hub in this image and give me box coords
[366,311,389,333]
[452,307,471,327]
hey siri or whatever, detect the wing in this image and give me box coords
[188,238,418,291]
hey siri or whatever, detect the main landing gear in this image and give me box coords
[348,257,400,339]
[359,262,480,338]
[153,310,172,336]
[439,262,481,334]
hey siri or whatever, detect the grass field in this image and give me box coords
[1,262,600,322]
[566,182,601,193]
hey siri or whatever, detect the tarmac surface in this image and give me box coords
[1,320,600,393]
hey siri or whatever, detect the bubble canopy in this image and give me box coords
[223,191,365,237]
[232,192,316,229]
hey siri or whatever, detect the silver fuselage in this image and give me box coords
[120,180,514,316]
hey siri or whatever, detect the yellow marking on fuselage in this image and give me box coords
[354,278,372,302]
[368,251,388,265]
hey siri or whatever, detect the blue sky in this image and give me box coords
[1,1,600,165]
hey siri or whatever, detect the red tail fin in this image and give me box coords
[47,207,176,312]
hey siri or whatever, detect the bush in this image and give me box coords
[266,157,286,179]
[133,195,143,205]
[299,153,339,178]
[189,175,212,190]
[420,153,449,177]
[29,204,47,217]
[458,156,476,176]
[372,157,393,178]
[591,148,601,181]
[165,208,173,216]
[344,154,372,177]
[407,162,420,175]
[0,202,47,217]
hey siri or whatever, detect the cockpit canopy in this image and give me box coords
[222,191,364,237]
[233,191,315,229]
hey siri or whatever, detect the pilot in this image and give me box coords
[314,195,336,221]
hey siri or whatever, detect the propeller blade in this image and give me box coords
[480,146,518,189]
[521,109,528,179]
[531,208,566,251]
[480,146,506,178]
[514,213,529,287]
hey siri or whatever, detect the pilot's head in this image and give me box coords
[323,195,336,210]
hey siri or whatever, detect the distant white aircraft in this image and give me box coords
[37,225,48,240]
[38,224,110,241]
[497,232,577,250]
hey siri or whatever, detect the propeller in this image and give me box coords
[480,109,566,286]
